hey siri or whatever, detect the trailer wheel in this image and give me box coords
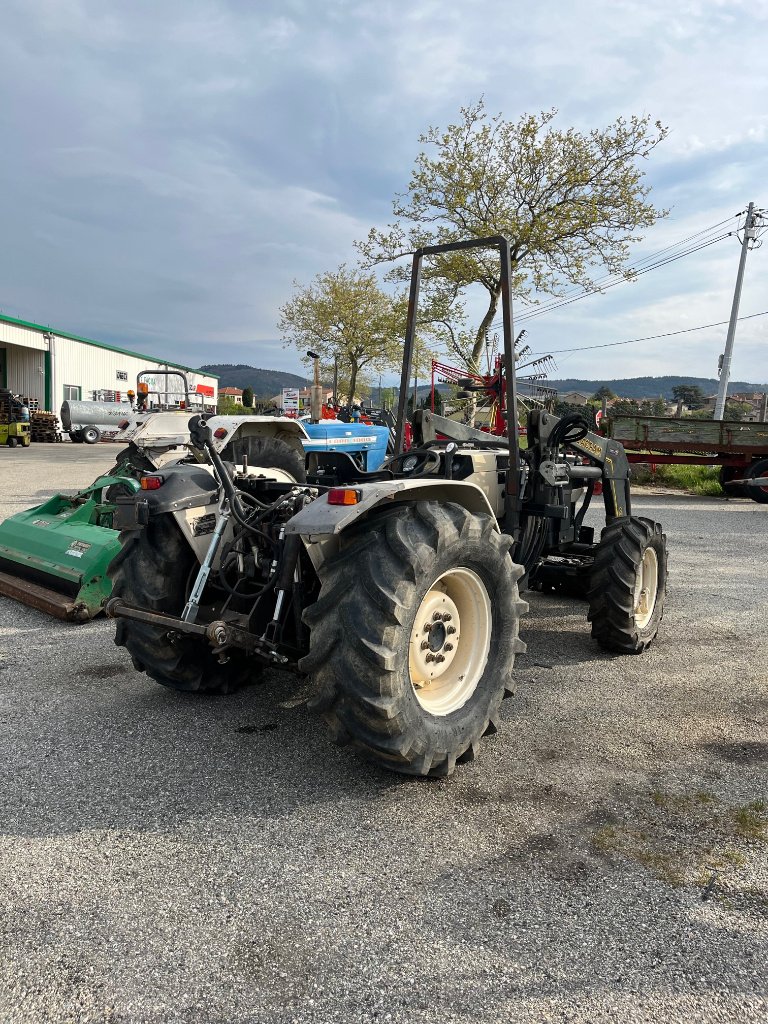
[82,426,101,445]
[301,502,528,777]
[587,517,667,654]
[745,458,768,504]
[108,514,256,694]
[69,431,84,443]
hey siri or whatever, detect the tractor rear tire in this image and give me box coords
[301,502,528,777]
[745,458,768,504]
[222,435,306,482]
[587,517,667,654]
[109,514,257,694]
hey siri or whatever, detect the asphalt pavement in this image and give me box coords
[0,443,766,1024]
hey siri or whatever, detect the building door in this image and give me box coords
[0,348,6,388]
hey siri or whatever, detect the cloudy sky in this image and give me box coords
[1,0,767,384]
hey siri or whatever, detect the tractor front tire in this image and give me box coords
[108,514,256,694]
[301,502,528,777]
[587,517,667,654]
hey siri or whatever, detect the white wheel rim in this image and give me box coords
[633,546,659,630]
[409,567,492,716]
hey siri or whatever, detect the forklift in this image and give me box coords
[0,390,31,448]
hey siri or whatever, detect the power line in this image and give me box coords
[528,308,768,355]
[512,234,731,325]
[486,213,742,332]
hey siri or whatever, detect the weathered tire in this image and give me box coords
[745,458,768,504]
[587,516,667,654]
[719,465,749,498]
[108,514,256,694]
[6,437,18,448]
[301,502,528,777]
[82,426,101,444]
[69,431,84,443]
[222,435,306,482]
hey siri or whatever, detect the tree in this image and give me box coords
[357,100,668,370]
[278,265,405,407]
[592,386,616,402]
[672,384,707,410]
[242,386,254,408]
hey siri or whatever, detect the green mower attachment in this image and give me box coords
[0,475,139,621]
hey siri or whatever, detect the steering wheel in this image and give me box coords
[385,447,442,477]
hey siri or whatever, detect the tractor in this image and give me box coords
[106,237,667,777]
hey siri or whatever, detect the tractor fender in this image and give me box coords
[207,416,310,461]
[112,464,218,531]
[285,478,498,540]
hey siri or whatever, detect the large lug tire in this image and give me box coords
[301,502,528,777]
[222,435,306,482]
[587,516,667,654]
[745,458,768,504]
[108,514,256,694]
[108,434,303,695]
[82,426,101,444]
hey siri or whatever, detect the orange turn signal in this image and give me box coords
[213,427,229,439]
[327,488,361,506]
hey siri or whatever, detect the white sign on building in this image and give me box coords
[282,387,300,412]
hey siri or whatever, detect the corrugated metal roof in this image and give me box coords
[0,311,219,378]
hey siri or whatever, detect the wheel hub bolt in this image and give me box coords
[424,653,434,663]
[444,643,454,652]
[447,625,456,635]
[442,613,452,622]
[432,611,442,621]
[420,640,430,650]
[434,654,446,663]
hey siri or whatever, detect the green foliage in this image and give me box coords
[278,265,406,408]
[358,99,668,369]
[241,386,254,408]
[672,384,707,409]
[592,386,615,401]
[652,464,722,496]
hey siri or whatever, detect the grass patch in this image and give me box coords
[652,464,723,496]
[590,791,767,891]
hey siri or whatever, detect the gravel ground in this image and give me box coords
[0,443,766,1024]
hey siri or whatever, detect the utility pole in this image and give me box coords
[714,203,757,420]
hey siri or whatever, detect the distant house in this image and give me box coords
[220,387,244,405]
[560,391,593,405]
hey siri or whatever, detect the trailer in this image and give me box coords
[604,414,768,503]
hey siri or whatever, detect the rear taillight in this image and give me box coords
[213,427,228,439]
[328,488,361,506]
[140,475,165,490]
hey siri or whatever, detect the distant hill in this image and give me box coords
[547,376,767,400]
[199,363,308,396]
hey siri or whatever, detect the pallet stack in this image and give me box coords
[30,410,62,443]
[0,391,13,425]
